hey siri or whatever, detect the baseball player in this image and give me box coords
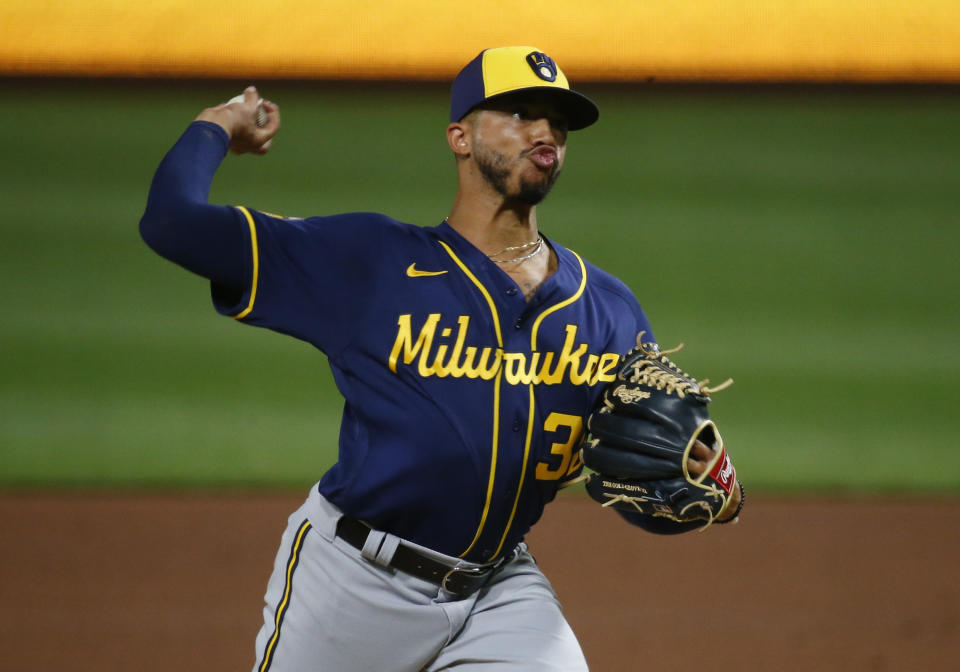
[140,46,741,671]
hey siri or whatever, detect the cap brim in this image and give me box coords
[480,87,599,131]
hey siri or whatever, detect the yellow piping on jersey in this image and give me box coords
[232,206,260,320]
[438,242,504,348]
[488,382,538,560]
[438,241,504,560]
[491,250,588,559]
[528,250,588,350]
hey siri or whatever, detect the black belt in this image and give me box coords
[335,515,505,598]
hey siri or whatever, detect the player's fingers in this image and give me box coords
[254,138,273,155]
[690,439,714,461]
[251,102,280,148]
[261,100,280,130]
[252,100,280,138]
[686,456,706,477]
[686,440,715,477]
[243,85,260,105]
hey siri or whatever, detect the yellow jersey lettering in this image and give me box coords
[595,352,621,384]
[432,342,451,377]
[502,352,540,386]
[572,353,599,385]
[440,315,472,377]
[389,314,620,387]
[503,352,524,386]
[458,346,480,378]
[534,351,555,384]
[388,313,440,374]
[475,347,503,380]
[541,325,587,384]
[524,351,542,385]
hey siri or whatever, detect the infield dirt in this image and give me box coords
[1,494,955,671]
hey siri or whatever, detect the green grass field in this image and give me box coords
[2,80,958,492]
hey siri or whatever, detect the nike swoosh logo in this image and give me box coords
[406,263,448,277]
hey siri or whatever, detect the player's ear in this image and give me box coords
[447,122,470,157]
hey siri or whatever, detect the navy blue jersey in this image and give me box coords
[214,206,653,562]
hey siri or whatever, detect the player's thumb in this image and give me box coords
[243,85,260,105]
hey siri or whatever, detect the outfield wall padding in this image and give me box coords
[2,1,959,81]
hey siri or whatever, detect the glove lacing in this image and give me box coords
[624,333,733,399]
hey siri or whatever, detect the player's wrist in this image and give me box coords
[716,481,745,524]
[195,107,235,140]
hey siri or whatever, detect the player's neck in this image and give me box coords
[446,195,556,301]
[445,194,540,259]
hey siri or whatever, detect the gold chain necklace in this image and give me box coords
[488,235,544,264]
[442,218,543,264]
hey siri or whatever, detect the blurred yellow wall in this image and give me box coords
[2,0,958,81]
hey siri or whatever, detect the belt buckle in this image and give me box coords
[440,565,489,596]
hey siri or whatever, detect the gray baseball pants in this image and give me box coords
[251,485,588,671]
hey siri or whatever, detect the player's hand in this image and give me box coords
[195,86,281,155]
[687,439,742,522]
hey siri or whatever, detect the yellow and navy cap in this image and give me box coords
[450,46,599,131]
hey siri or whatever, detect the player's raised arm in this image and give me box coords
[139,87,280,288]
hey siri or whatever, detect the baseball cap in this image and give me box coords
[450,46,599,131]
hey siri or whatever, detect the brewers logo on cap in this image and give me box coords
[526,52,558,82]
[449,46,599,130]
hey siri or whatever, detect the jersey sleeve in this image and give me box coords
[212,208,390,356]
[610,298,654,354]
[139,121,250,288]
[595,272,656,355]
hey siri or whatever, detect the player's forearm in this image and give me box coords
[139,122,248,287]
[145,121,229,210]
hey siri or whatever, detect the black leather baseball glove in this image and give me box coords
[581,333,742,529]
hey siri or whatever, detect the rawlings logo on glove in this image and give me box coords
[711,451,736,493]
[610,385,651,404]
[581,333,743,529]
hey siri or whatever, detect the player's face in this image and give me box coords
[469,97,569,205]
